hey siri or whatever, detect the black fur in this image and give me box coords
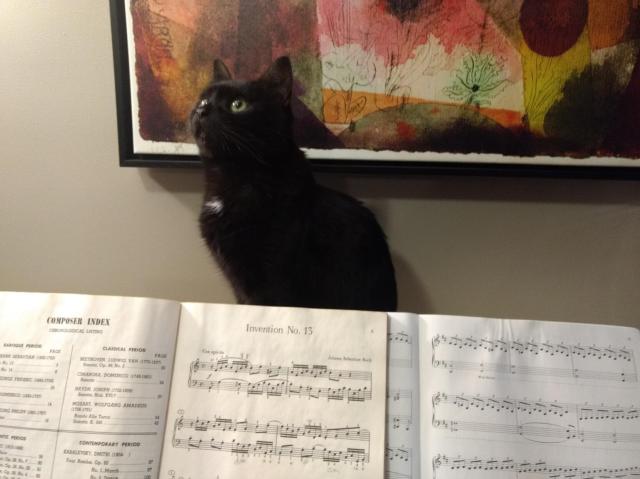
[191,56,397,311]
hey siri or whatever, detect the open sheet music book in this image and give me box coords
[0,292,638,479]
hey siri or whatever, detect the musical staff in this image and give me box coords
[432,335,638,384]
[433,419,640,445]
[432,336,634,361]
[385,447,412,479]
[387,390,413,432]
[389,415,412,431]
[432,454,640,478]
[389,331,413,369]
[172,414,370,465]
[175,417,370,441]
[188,356,372,403]
[386,316,419,479]
[432,392,640,446]
[385,446,411,463]
[433,392,639,420]
[384,315,420,479]
[388,389,413,401]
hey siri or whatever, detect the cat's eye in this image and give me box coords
[230,98,248,113]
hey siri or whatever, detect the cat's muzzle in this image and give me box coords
[195,98,210,116]
[190,99,210,139]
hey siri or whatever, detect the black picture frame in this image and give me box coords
[109,0,640,179]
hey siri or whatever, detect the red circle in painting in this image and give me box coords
[520,0,588,57]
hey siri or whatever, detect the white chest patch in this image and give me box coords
[204,197,224,215]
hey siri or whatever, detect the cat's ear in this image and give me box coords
[261,56,293,105]
[213,59,232,82]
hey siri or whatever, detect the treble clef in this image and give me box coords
[175,415,184,431]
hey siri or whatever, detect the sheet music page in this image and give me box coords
[0,291,180,479]
[418,315,640,479]
[159,303,387,479]
[386,313,421,479]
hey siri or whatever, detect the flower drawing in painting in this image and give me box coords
[443,53,508,107]
[377,30,446,110]
[322,44,377,92]
[322,44,375,124]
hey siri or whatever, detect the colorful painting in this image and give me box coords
[115,0,640,169]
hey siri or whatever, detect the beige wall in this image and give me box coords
[1,2,638,328]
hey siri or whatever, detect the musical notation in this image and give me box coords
[425,321,639,479]
[172,415,370,465]
[386,446,411,462]
[389,331,413,368]
[386,318,419,479]
[433,419,640,445]
[432,336,634,361]
[388,389,413,401]
[385,446,413,479]
[176,417,370,440]
[432,392,640,445]
[432,454,640,478]
[433,392,639,420]
[387,389,413,432]
[188,356,372,403]
[389,332,412,344]
[432,335,638,384]
[432,360,636,383]
[389,415,412,431]
[172,438,368,463]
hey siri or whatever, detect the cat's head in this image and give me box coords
[190,56,294,166]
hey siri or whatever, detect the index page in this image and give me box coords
[419,315,640,479]
[159,303,387,479]
[0,291,180,479]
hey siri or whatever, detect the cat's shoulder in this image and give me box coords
[310,185,380,230]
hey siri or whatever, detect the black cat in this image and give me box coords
[190,56,397,311]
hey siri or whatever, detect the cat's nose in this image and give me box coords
[195,98,211,116]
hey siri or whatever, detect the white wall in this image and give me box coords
[1,1,638,328]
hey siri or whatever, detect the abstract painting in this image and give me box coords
[111,0,640,172]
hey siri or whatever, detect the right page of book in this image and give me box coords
[418,315,640,479]
[159,303,387,479]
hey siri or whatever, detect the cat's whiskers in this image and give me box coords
[216,129,232,154]
[218,125,270,166]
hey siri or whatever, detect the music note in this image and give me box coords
[172,413,370,466]
[431,391,640,446]
[432,454,640,478]
[389,330,414,369]
[431,335,637,384]
[188,356,373,402]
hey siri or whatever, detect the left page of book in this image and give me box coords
[159,303,387,479]
[0,291,181,479]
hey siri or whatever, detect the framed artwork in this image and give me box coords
[110,0,640,177]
